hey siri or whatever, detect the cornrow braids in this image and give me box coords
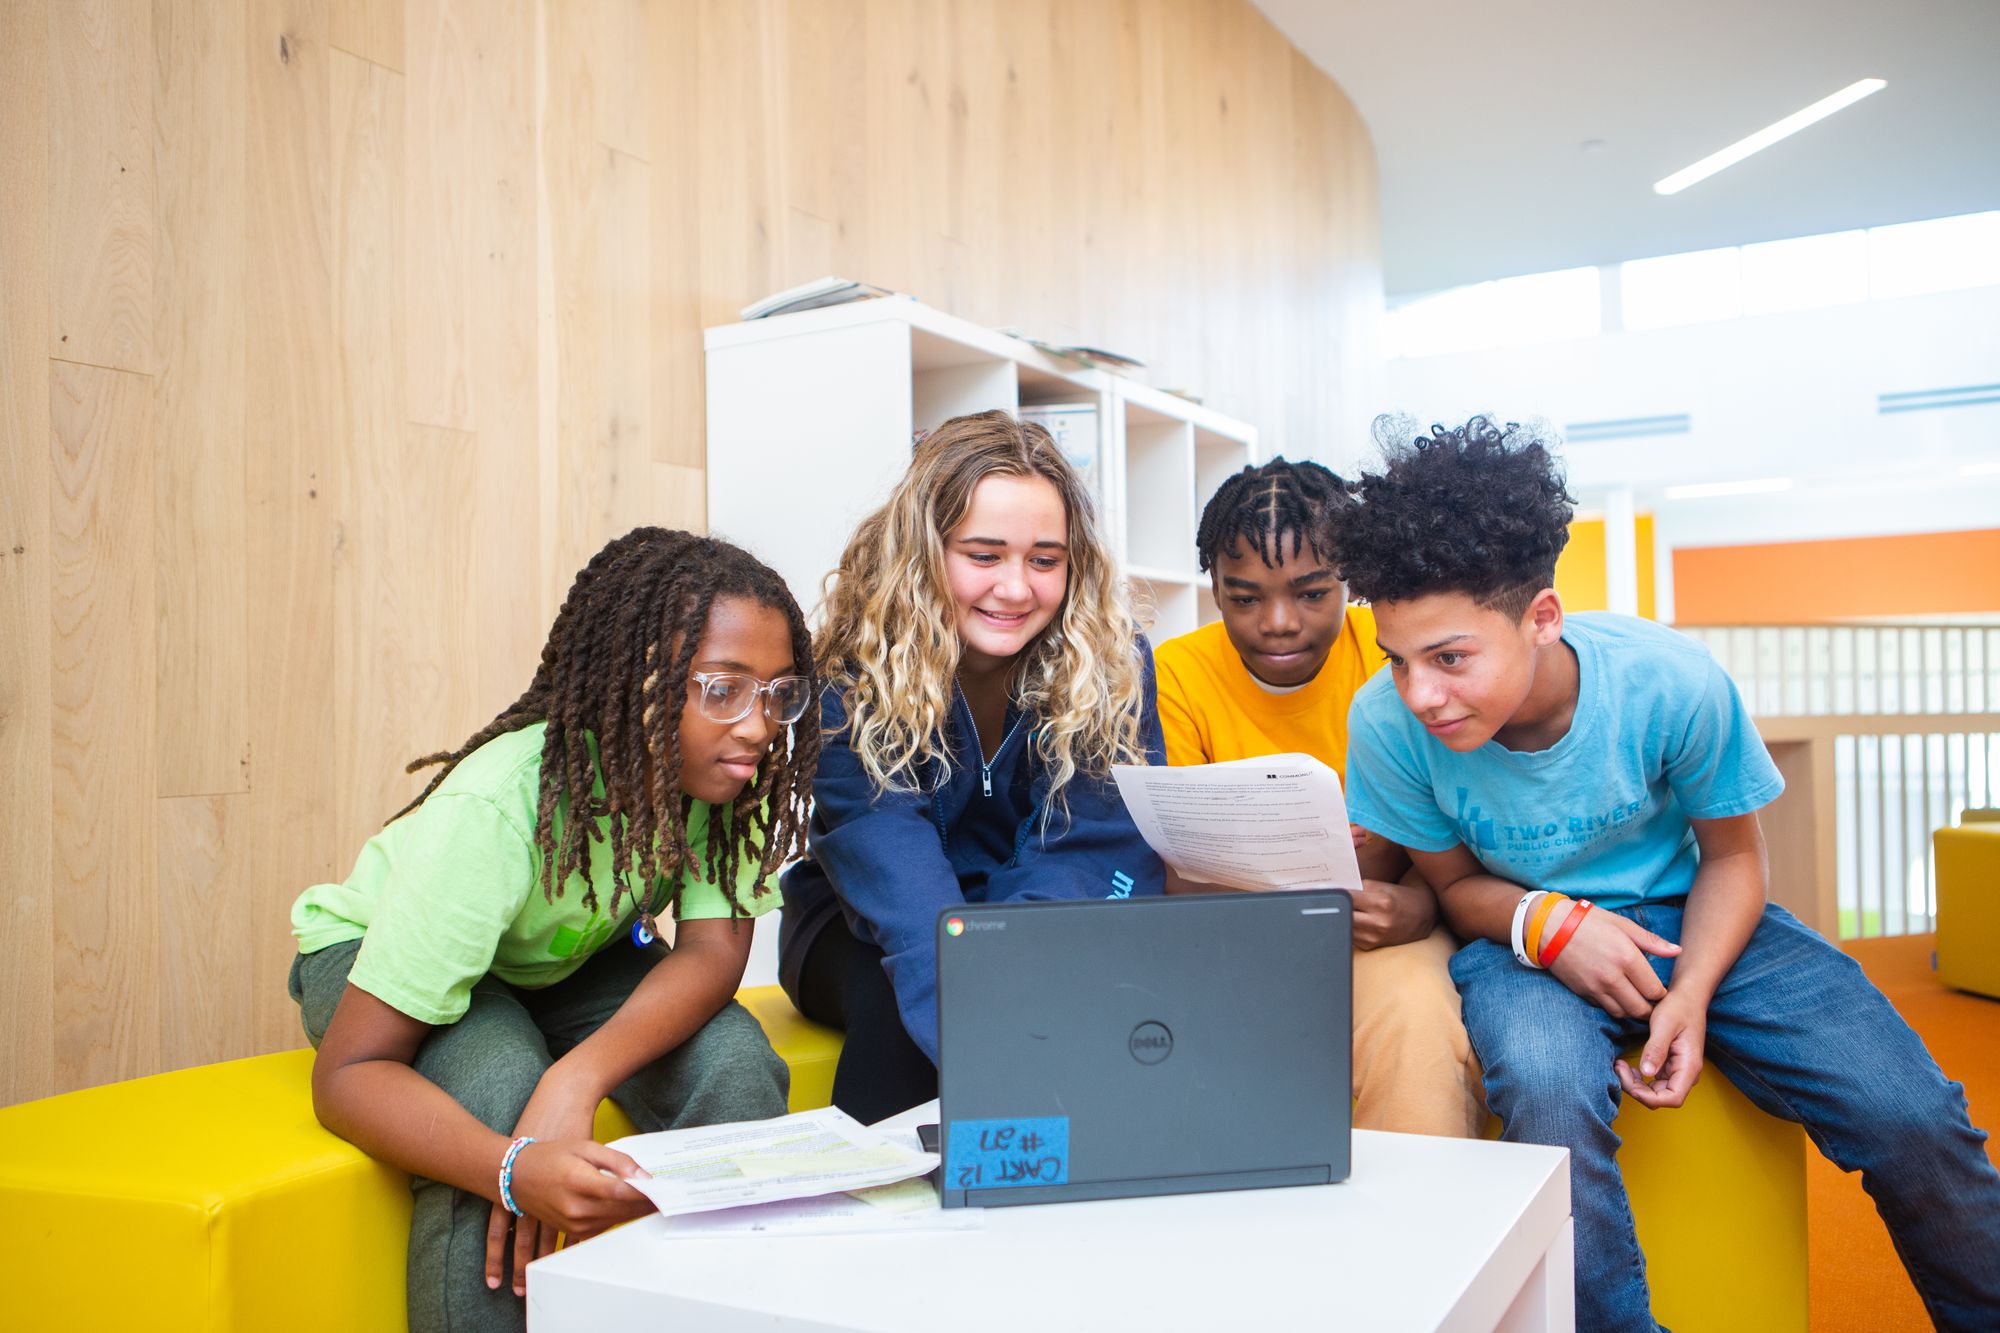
[392,527,820,921]
[1195,456,1357,573]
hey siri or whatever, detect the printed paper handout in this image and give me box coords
[1111,753,1364,891]
[610,1106,938,1218]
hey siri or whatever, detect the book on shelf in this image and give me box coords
[1018,403,1101,500]
[739,276,899,321]
[999,328,1149,374]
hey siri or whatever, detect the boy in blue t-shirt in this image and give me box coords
[1334,417,2000,1333]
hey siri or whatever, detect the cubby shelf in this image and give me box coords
[705,299,1259,642]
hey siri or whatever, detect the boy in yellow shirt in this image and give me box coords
[1154,458,1483,1137]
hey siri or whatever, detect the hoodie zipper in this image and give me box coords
[956,684,1026,797]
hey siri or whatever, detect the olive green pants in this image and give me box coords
[290,936,789,1333]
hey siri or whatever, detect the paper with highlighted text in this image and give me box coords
[610,1106,938,1217]
[1112,753,1364,891]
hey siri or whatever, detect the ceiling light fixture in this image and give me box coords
[1654,78,1887,196]
[1663,478,1795,500]
[1962,461,2000,477]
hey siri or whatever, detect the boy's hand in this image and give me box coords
[1616,990,1707,1109]
[1546,909,1681,1018]
[1350,879,1437,950]
[485,1065,652,1295]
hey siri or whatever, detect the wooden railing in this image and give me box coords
[1677,624,2000,940]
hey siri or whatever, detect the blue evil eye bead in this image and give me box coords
[631,914,657,947]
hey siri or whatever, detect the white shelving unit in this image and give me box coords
[704,298,1258,642]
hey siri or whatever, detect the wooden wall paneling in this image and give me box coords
[648,0,706,470]
[694,0,784,330]
[48,0,155,374]
[403,0,477,432]
[544,3,654,595]
[465,0,547,717]
[329,0,402,72]
[407,0,544,717]
[402,425,483,756]
[153,0,251,798]
[652,462,707,536]
[776,0,865,291]
[598,145,654,545]
[591,0,649,161]
[1064,0,1136,362]
[49,361,160,1094]
[466,0,546,717]
[330,47,412,846]
[157,794,251,1069]
[0,0,56,1108]
[857,0,943,307]
[243,0,340,1056]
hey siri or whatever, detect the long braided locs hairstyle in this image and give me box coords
[391,528,821,919]
[1196,456,1357,574]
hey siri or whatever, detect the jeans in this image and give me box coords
[1452,900,2000,1333]
[290,937,790,1333]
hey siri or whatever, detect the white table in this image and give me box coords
[529,1103,1572,1332]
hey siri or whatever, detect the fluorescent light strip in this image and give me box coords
[1664,478,1795,500]
[1963,462,2000,477]
[1654,79,1886,196]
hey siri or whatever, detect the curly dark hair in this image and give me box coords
[392,527,821,919]
[1332,416,1575,619]
[1195,456,1356,573]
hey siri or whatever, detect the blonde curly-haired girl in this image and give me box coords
[778,409,1167,1121]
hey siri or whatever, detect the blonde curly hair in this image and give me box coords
[816,409,1148,812]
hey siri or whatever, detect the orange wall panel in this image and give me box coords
[1673,528,2000,624]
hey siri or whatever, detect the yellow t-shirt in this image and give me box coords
[1152,606,1388,777]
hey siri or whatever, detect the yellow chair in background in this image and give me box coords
[1481,1060,1810,1332]
[0,986,841,1333]
[1935,820,2000,999]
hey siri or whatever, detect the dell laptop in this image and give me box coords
[935,889,1351,1209]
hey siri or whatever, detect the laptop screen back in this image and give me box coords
[936,890,1351,1208]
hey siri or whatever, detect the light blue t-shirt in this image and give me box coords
[1344,613,1784,908]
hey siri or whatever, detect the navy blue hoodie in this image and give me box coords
[778,648,1168,1063]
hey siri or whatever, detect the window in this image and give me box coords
[1621,247,1742,330]
[1869,212,2000,299]
[1741,230,1868,315]
[1386,267,1600,359]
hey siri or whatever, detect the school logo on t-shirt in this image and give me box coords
[1452,788,1499,852]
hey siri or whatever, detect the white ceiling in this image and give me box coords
[1254,0,2000,296]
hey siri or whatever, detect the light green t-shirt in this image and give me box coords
[290,722,778,1025]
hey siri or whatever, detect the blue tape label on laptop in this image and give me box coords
[944,1117,1069,1190]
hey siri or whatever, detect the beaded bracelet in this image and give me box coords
[499,1136,537,1217]
[1510,891,1547,967]
[1539,901,1594,969]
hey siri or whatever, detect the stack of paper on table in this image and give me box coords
[610,1107,978,1238]
[1111,753,1363,891]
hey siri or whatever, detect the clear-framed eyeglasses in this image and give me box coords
[690,671,814,726]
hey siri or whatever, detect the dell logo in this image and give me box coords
[1129,1021,1173,1065]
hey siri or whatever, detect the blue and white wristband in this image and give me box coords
[499,1136,537,1216]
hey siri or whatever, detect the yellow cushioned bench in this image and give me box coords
[1,985,1805,1332]
[1480,1063,1808,1331]
[0,985,842,1333]
[1601,1064,1808,1331]
[1935,821,2000,999]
